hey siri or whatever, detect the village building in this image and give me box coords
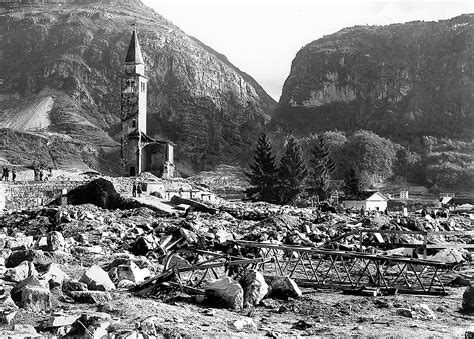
[120,28,175,178]
[399,190,409,200]
[342,191,388,212]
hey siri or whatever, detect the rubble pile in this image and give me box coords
[0,178,472,336]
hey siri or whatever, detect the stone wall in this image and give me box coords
[0,181,88,212]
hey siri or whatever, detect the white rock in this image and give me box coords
[43,263,68,287]
[232,318,257,331]
[6,261,37,283]
[241,269,268,306]
[79,265,116,291]
[116,262,149,284]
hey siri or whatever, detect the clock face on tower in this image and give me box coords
[126,65,134,74]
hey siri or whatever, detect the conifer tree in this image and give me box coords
[343,167,361,199]
[307,136,336,201]
[244,133,278,203]
[278,137,308,205]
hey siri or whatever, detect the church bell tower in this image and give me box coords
[121,28,149,176]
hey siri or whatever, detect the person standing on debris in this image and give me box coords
[137,182,142,198]
[132,182,137,197]
[1,166,5,181]
[11,167,16,182]
[4,167,9,181]
[39,168,44,181]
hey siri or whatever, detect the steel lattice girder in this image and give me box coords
[236,240,455,295]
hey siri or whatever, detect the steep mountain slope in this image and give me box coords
[0,0,276,174]
[271,14,473,141]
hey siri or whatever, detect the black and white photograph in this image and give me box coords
[0,0,473,337]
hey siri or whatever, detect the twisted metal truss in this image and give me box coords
[236,240,455,295]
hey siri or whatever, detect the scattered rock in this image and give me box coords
[79,265,116,291]
[47,231,66,251]
[68,291,113,304]
[43,263,68,287]
[21,283,52,311]
[6,261,37,283]
[265,276,302,299]
[412,303,436,320]
[116,262,150,284]
[292,319,312,330]
[117,280,137,289]
[63,279,88,292]
[205,276,244,310]
[462,286,474,311]
[66,312,111,338]
[240,269,269,306]
[232,318,257,331]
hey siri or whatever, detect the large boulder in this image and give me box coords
[46,231,65,252]
[265,276,302,299]
[11,275,51,311]
[61,178,156,211]
[79,265,116,291]
[62,178,123,209]
[240,269,268,306]
[205,276,244,310]
[21,285,51,312]
[463,286,474,310]
[6,261,37,283]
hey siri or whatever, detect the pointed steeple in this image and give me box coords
[125,28,144,64]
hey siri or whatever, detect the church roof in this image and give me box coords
[125,29,144,64]
[128,130,176,146]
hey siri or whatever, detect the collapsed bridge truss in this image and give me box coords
[236,240,456,295]
[137,240,458,296]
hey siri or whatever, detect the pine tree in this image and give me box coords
[277,137,308,205]
[343,167,361,199]
[244,133,278,203]
[307,136,336,201]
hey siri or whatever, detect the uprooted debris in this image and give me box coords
[0,177,473,336]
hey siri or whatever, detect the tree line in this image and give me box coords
[245,133,347,205]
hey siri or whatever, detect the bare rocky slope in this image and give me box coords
[271,14,473,141]
[0,0,276,174]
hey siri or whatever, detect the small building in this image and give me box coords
[342,191,388,212]
[399,190,409,200]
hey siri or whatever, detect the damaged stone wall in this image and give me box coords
[0,181,87,212]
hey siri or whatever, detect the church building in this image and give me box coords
[120,28,175,178]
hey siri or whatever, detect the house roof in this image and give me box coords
[345,191,388,202]
[125,29,144,65]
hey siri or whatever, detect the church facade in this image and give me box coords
[120,29,175,178]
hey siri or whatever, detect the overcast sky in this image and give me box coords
[142,0,473,101]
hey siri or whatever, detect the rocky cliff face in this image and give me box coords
[272,14,473,140]
[0,0,276,174]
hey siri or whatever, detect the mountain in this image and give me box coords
[271,14,473,141]
[0,0,276,174]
